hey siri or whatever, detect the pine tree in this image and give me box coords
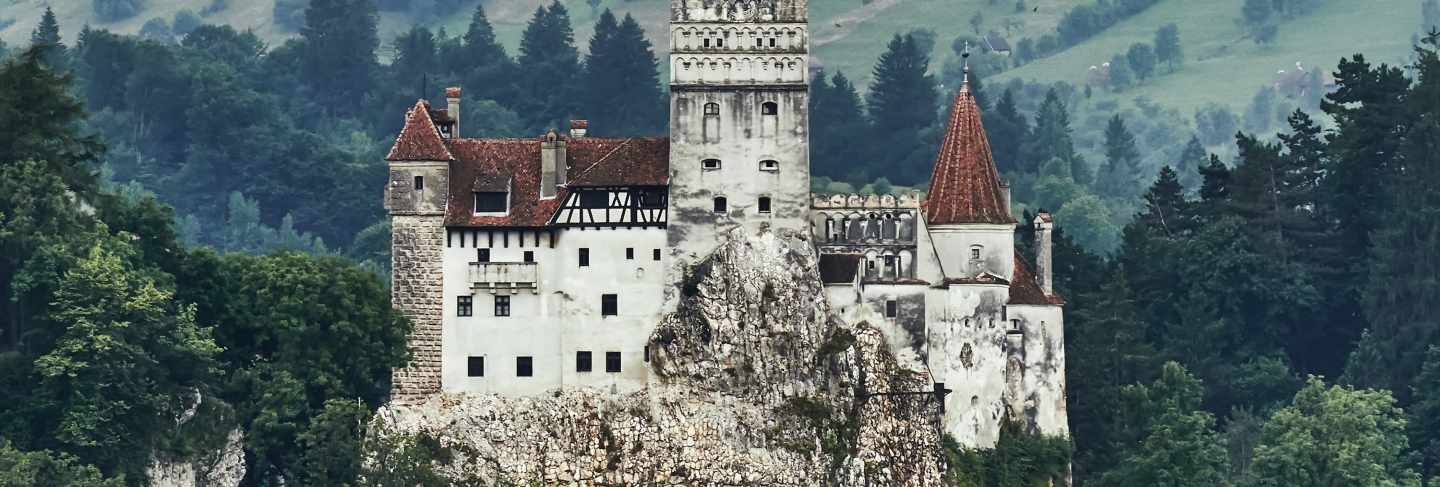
[1154,23,1183,72]
[516,1,582,133]
[1099,115,1142,198]
[391,26,439,93]
[989,88,1029,174]
[301,0,379,118]
[30,7,64,69]
[1176,135,1207,191]
[0,47,102,194]
[582,12,664,135]
[457,3,515,105]
[1024,89,1088,183]
[811,71,868,182]
[1195,154,1231,222]
[866,34,938,184]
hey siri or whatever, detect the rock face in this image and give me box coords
[373,228,945,485]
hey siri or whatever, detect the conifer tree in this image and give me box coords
[866,34,938,184]
[1099,115,1142,198]
[812,71,868,181]
[392,26,439,92]
[1176,135,1207,191]
[301,0,379,118]
[0,47,102,193]
[1154,23,1183,72]
[582,12,663,135]
[515,1,582,133]
[1024,89,1089,184]
[30,7,64,69]
[458,3,516,106]
[1107,53,1134,91]
[988,88,1029,173]
[1196,154,1231,221]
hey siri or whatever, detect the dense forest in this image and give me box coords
[2,0,1440,485]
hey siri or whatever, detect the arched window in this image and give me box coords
[713,197,728,213]
[761,102,778,115]
[702,158,721,170]
[759,159,779,172]
[757,196,772,213]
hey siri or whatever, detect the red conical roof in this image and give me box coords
[386,100,455,162]
[922,82,1015,225]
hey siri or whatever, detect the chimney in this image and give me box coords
[540,129,567,199]
[570,120,589,138]
[446,87,462,138]
[1000,179,1012,215]
[1034,212,1054,295]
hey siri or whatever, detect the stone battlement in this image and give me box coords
[811,192,922,210]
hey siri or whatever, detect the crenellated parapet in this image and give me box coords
[811,192,922,210]
[671,0,807,22]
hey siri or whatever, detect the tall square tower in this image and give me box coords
[665,0,812,263]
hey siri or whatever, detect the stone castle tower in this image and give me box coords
[665,0,812,266]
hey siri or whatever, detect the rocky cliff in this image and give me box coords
[370,228,946,485]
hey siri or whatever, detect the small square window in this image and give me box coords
[761,102,778,115]
[576,351,592,372]
[467,356,484,377]
[769,38,777,47]
[971,248,982,260]
[653,249,662,261]
[477,248,490,263]
[474,192,508,213]
[717,37,724,47]
[713,197,728,213]
[602,294,618,316]
[579,248,590,267]
[626,248,635,260]
[704,38,711,47]
[704,103,720,116]
[758,197,772,213]
[494,296,510,317]
[414,176,424,191]
[516,356,533,377]
[606,351,621,373]
[702,159,722,170]
[523,251,534,263]
[885,300,898,318]
[457,296,473,317]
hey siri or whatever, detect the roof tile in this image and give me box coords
[922,83,1016,225]
[386,100,455,162]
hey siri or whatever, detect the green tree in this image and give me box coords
[1024,89,1088,184]
[516,1,582,133]
[582,12,664,135]
[1408,347,1440,479]
[1098,362,1230,487]
[1107,53,1134,91]
[1176,136,1207,191]
[457,3,515,106]
[1155,23,1183,72]
[301,0,379,118]
[1099,115,1142,198]
[1245,378,1421,487]
[34,242,220,479]
[297,399,370,485]
[988,88,1029,174]
[29,7,64,69]
[0,47,103,193]
[867,33,939,184]
[811,70,869,181]
[0,440,121,487]
[1243,86,1276,133]
[1126,43,1157,81]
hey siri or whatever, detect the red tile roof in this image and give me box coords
[1009,252,1064,305]
[922,82,1016,226]
[386,100,455,162]
[444,136,669,228]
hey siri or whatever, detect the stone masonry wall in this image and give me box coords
[391,214,445,403]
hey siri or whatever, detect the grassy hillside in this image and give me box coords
[991,0,1420,116]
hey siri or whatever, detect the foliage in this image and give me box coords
[515,1,582,133]
[1154,23,1183,72]
[581,11,664,136]
[0,440,122,487]
[93,0,147,22]
[941,421,1072,487]
[866,33,939,185]
[1097,362,1230,487]
[1126,43,1157,81]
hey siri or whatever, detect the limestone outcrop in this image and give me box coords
[371,228,945,485]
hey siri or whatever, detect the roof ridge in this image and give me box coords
[385,100,455,162]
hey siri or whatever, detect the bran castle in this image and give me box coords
[384,0,1067,448]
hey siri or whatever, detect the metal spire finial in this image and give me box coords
[962,41,972,85]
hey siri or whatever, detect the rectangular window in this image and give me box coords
[704,38,711,47]
[477,248,490,263]
[457,296,473,317]
[523,250,535,263]
[626,248,635,260]
[494,296,510,317]
[467,356,484,377]
[758,197,772,213]
[702,158,721,170]
[579,248,590,267]
[653,249,662,261]
[885,300,898,318]
[474,192,508,213]
[414,175,424,191]
[644,345,650,362]
[769,38,777,47]
[971,248,982,260]
[759,160,780,171]
[516,356,533,377]
[602,294,618,316]
[580,191,608,208]
[576,351,592,372]
[606,351,621,373]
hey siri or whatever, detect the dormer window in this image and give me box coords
[702,158,722,170]
[474,191,508,214]
[759,160,779,172]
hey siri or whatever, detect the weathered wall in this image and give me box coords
[927,224,1017,281]
[372,228,944,486]
[1009,304,1068,438]
[391,215,446,403]
[927,284,1012,446]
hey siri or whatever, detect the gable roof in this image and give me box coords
[386,100,455,162]
[922,81,1016,226]
[1009,252,1064,306]
[445,137,669,227]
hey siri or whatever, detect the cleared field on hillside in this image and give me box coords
[992,0,1420,116]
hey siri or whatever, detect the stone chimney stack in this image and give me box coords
[1034,212,1054,295]
[570,120,589,138]
[446,87,462,138]
[1000,179,1012,215]
[540,129,567,199]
